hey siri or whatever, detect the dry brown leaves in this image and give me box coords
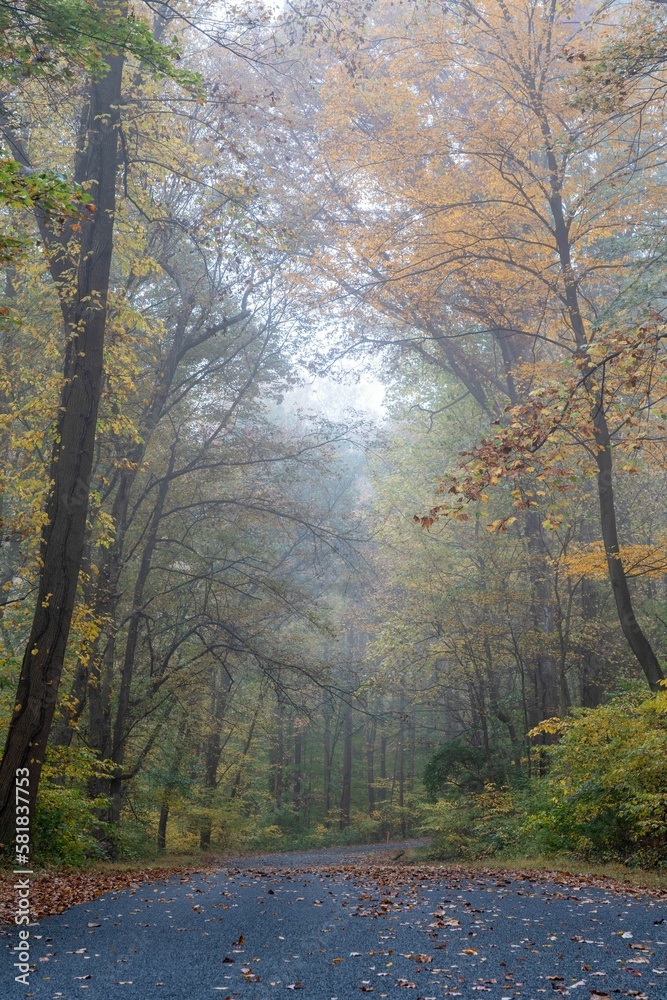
[1,853,664,927]
[0,864,204,924]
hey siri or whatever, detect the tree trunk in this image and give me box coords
[379,729,387,803]
[366,717,376,814]
[231,705,259,798]
[407,712,415,794]
[200,667,231,851]
[50,543,95,748]
[0,42,125,845]
[538,95,664,693]
[157,801,169,853]
[293,727,302,811]
[272,689,285,810]
[323,697,332,822]
[594,406,663,689]
[397,711,406,838]
[339,701,352,830]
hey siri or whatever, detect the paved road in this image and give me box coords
[2,843,666,999]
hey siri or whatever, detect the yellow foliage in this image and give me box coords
[527,717,569,738]
[559,541,667,580]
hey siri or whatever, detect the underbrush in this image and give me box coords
[424,687,667,869]
[22,760,424,867]
[32,747,113,865]
[22,688,667,872]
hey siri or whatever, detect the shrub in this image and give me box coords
[528,688,667,863]
[33,746,113,865]
[423,784,524,860]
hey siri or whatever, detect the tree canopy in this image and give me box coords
[1,0,667,868]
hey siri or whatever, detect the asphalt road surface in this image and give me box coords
[2,843,666,999]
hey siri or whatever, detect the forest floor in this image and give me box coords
[2,842,667,998]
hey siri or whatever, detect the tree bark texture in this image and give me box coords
[0,42,125,845]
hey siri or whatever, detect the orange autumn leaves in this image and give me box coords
[311,0,667,349]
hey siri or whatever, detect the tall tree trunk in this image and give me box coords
[323,696,332,822]
[397,709,406,838]
[293,726,302,811]
[50,542,96,748]
[0,40,125,844]
[157,801,170,853]
[272,688,285,810]
[379,728,387,803]
[594,406,663,689]
[537,90,664,693]
[230,704,259,798]
[200,667,231,851]
[339,700,352,830]
[366,717,376,814]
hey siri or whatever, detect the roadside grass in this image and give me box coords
[405,842,667,892]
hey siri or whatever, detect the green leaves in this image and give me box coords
[0,0,201,90]
[0,159,92,263]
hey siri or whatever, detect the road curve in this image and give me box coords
[2,843,666,999]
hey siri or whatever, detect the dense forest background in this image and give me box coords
[1,0,667,868]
